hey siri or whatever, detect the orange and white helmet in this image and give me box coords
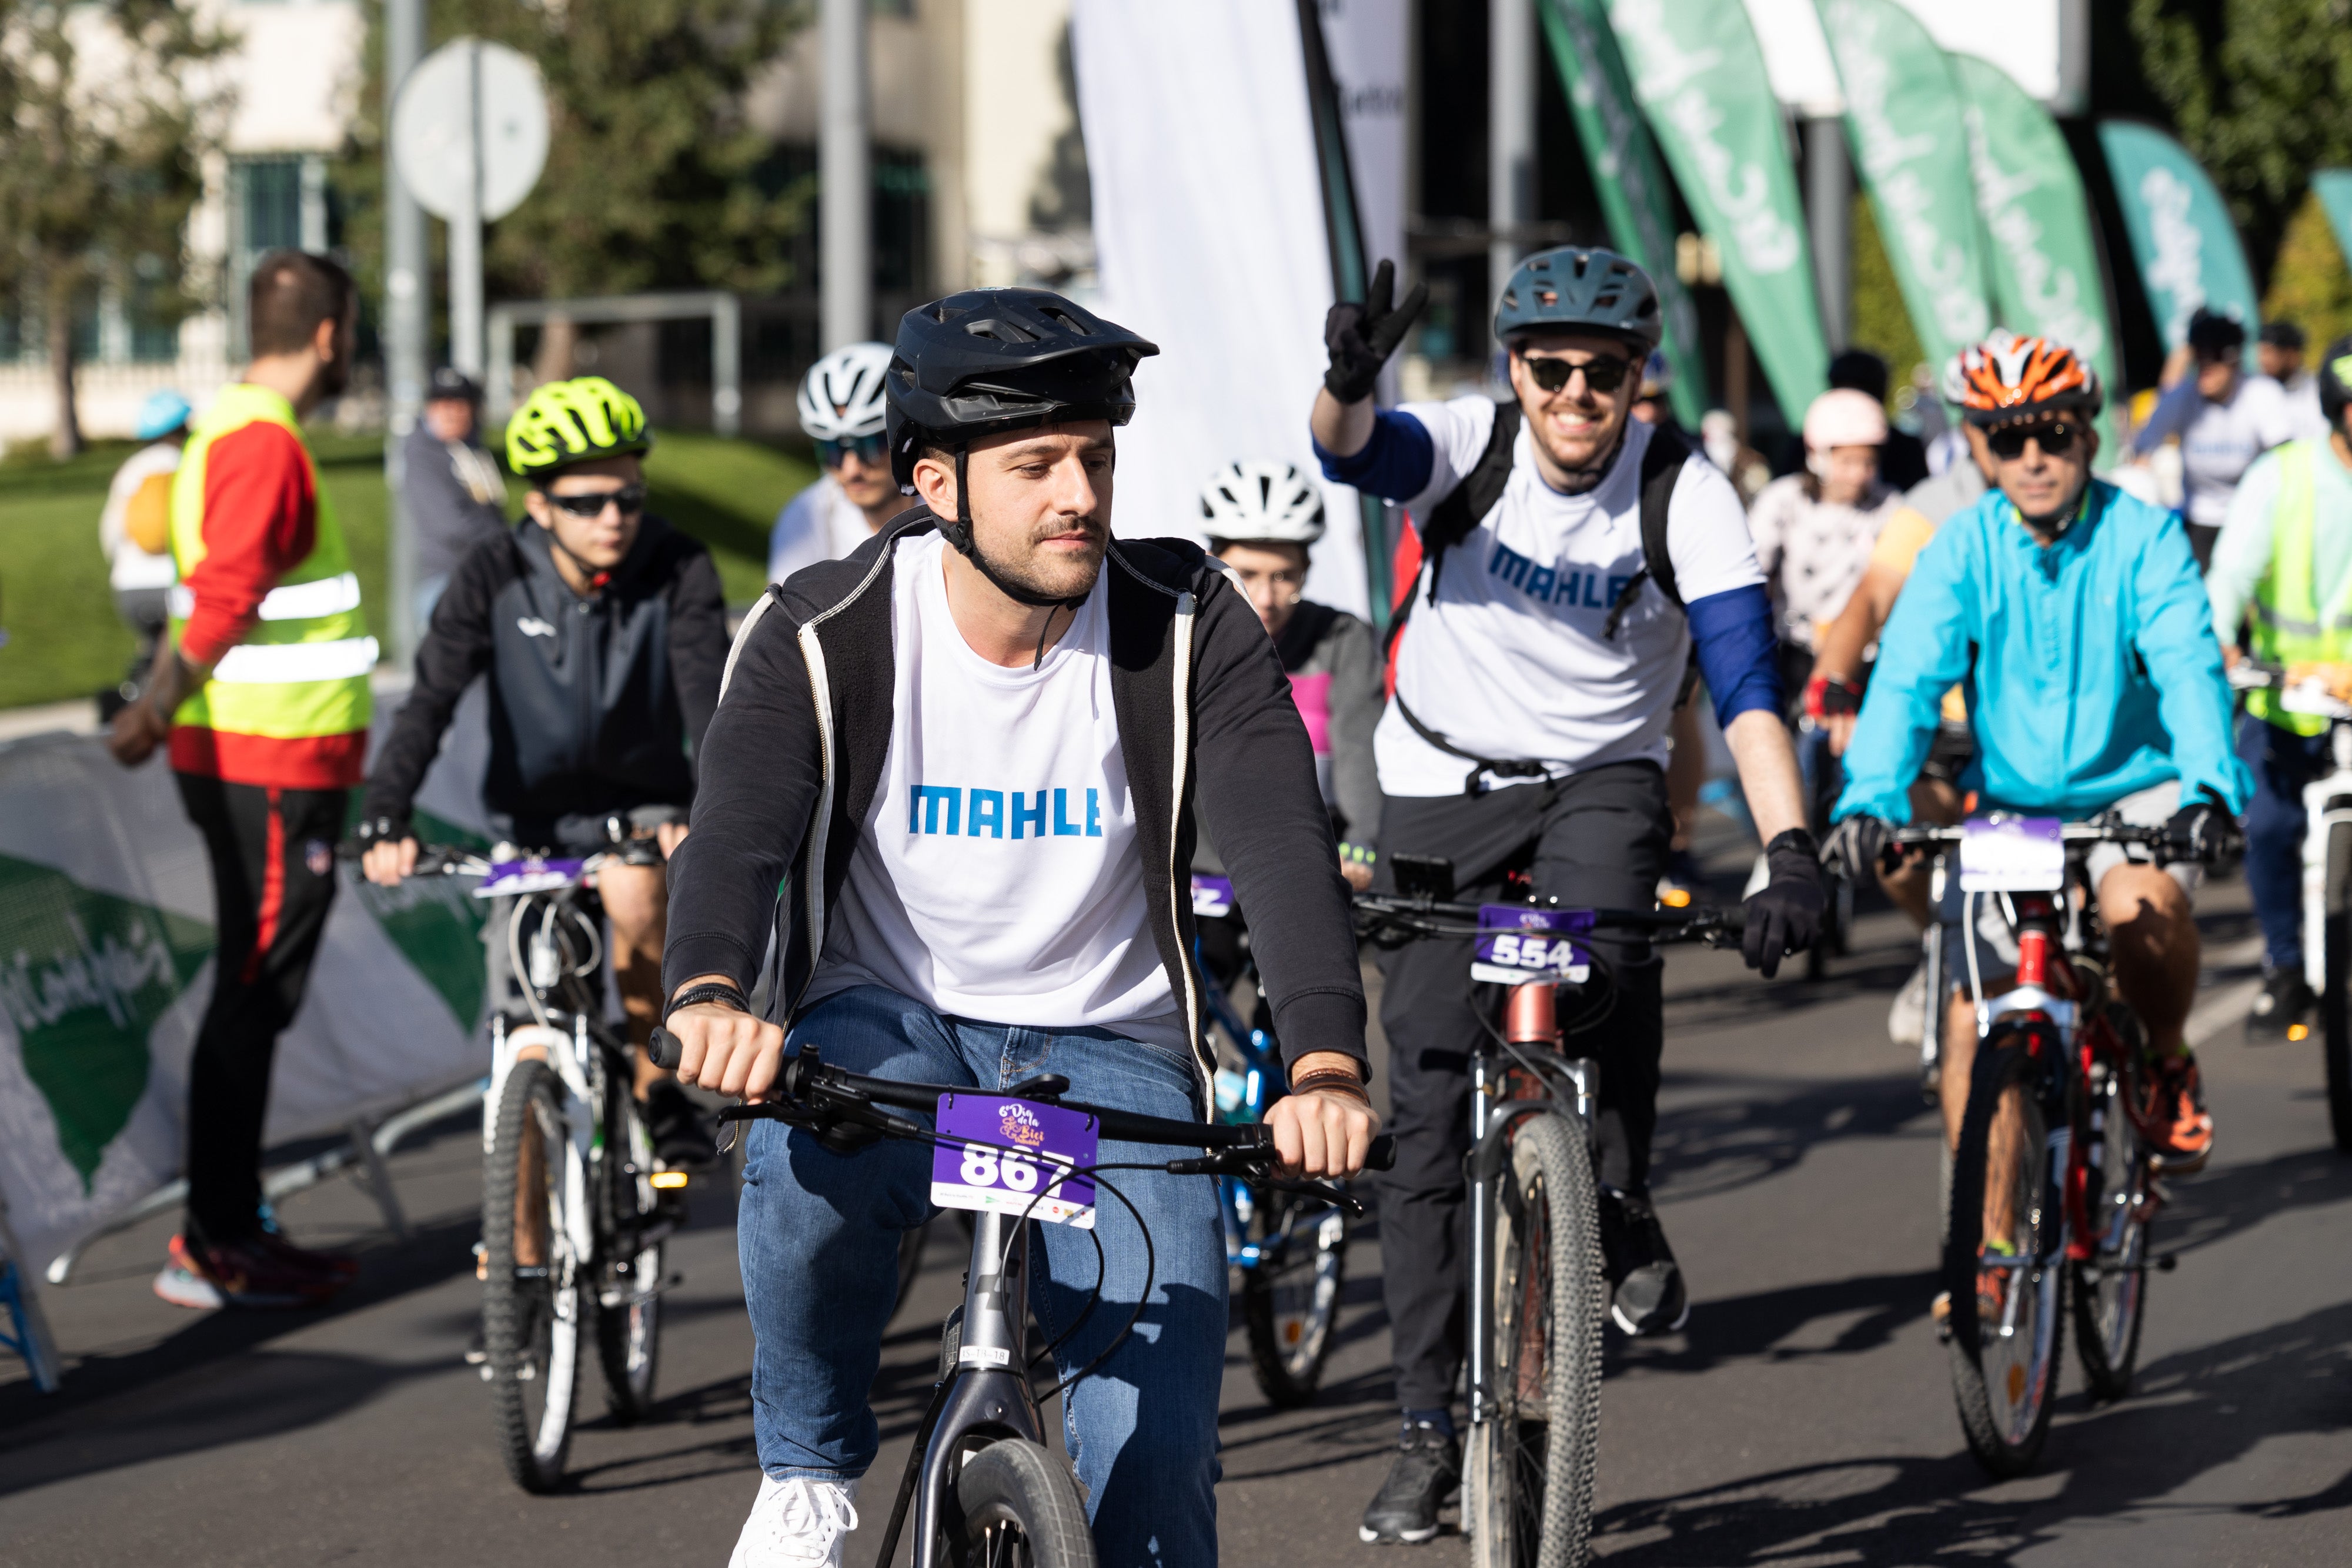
[1943,330,2102,426]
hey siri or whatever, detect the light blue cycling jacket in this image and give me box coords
[1834,479,2251,825]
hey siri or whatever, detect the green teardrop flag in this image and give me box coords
[2098,121,2261,368]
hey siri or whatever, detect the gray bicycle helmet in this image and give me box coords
[1492,246,1663,354]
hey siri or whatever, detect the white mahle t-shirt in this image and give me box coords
[805,531,1183,1048]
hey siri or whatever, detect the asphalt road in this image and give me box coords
[5,866,2349,1567]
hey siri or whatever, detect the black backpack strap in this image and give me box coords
[1392,693,1553,797]
[1600,422,1692,640]
[1416,400,1522,607]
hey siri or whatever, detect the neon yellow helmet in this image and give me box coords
[505,376,654,477]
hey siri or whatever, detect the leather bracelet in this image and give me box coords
[1288,1068,1372,1102]
[664,982,750,1022]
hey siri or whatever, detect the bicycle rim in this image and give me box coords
[2073,1051,2149,1399]
[597,1090,663,1422]
[1242,1191,1347,1407]
[1471,1112,1601,1568]
[484,1059,583,1492]
[1946,1039,2063,1476]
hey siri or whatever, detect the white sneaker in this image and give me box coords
[1887,959,1929,1048]
[729,1474,860,1567]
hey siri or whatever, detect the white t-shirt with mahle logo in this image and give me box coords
[805,531,1182,1046]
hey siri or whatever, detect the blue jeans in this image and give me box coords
[2239,714,2333,971]
[738,984,1225,1568]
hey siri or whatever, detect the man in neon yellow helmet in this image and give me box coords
[361,376,730,1176]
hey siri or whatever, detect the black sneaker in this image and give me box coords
[1598,1188,1689,1337]
[2246,966,2315,1044]
[643,1081,718,1168]
[1358,1419,1459,1544]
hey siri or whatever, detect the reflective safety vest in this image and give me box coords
[168,383,375,744]
[2248,439,2352,737]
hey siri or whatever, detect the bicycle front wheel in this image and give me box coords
[596,1086,663,1423]
[1466,1111,1604,1568]
[1241,1185,1349,1408]
[2323,821,2352,1154]
[483,1057,585,1493]
[2072,1018,2151,1400]
[949,1438,1098,1567]
[1945,1033,2064,1476]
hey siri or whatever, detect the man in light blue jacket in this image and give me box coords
[1828,333,2250,1179]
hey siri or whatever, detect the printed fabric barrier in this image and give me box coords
[0,683,493,1277]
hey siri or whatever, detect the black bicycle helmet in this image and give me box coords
[885,287,1157,609]
[1492,246,1663,354]
[2319,333,2352,430]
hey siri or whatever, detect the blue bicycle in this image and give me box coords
[1192,874,1351,1407]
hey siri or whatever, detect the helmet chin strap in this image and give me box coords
[542,518,614,591]
[940,447,1089,668]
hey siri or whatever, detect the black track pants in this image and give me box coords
[176,774,347,1245]
[1372,761,1671,1412]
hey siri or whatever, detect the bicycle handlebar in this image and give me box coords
[646,1026,1396,1174]
[1351,891,1744,942]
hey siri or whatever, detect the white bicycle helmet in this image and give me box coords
[1199,460,1327,546]
[797,342,894,442]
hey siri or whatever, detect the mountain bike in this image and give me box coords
[383,837,687,1492]
[1355,865,1739,1567]
[1191,872,1350,1407]
[647,1024,1395,1568]
[1889,815,2217,1476]
[2228,662,2352,1152]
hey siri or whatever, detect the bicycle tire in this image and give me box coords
[1466,1111,1603,1568]
[949,1437,1099,1568]
[1241,1187,1348,1408]
[2323,822,2352,1154]
[2072,1018,2151,1400]
[1945,1032,2064,1477]
[596,1085,663,1423]
[483,1057,584,1493]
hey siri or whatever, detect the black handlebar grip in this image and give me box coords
[648,1025,683,1071]
[1365,1134,1396,1172]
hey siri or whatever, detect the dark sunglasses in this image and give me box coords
[1521,352,1634,396]
[817,433,887,468]
[544,483,647,518]
[1985,421,2081,461]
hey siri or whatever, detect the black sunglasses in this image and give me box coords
[817,433,887,468]
[544,483,647,518]
[1985,421,2081,461]
[1521,352,1634,396]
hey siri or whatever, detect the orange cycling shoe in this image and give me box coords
[2147,1053,2215,1175]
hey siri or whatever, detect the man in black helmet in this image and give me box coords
[1310,252,1820,1544]
[662,289,1378,1567]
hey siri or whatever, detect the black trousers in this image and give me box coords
[176,773,346,1244]
[1374,761,1672,1412]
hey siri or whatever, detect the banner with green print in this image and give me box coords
[0,697,497,1276]
[1539,0,1709,428]
[1606,0,1828,420]
[1949,54,2123,449]
[1816,0,1996,375]
[2099,121,2261,366]
[2312,170,2352,275]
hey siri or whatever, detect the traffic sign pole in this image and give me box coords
[449,41,486,377]
[383,0,427,668]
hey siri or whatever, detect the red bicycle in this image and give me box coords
[1891,816,2214,1476]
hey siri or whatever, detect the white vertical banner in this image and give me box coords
[1071,0,1369,617]
[1322,0,1408,285]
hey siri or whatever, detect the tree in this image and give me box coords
[2263,188,2352,352]
[2128,0,2352,286]
[0,2,228,457]
[339,0,809,374]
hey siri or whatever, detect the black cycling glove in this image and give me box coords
[1821,814,1893,884]
[1322,258,1428,405]
[355,814,411,848]
[2164,788,2244,872]
[1743,828,1826,979]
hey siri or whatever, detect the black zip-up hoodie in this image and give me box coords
[364,516,729,847]
[662,510,1368,1077]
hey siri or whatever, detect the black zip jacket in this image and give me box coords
[662,510,1368,1077]
[364,516,729,846]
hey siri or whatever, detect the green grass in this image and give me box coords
[0,428,814,710]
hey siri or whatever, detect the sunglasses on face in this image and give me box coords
[1985,421,2080,461]
[818,433,887,468]
[1520,352,1633,396]
[544,484,648,519]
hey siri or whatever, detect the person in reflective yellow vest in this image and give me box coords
[2209,334,2352,1041]
[106,251,374,1310]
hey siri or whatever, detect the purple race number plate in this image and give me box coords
[1958,815,2064,892]
[1191,874,1235,918]
[472,857,589,899]
[1471,905,1595,985]
[931,1094,1099,1229]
